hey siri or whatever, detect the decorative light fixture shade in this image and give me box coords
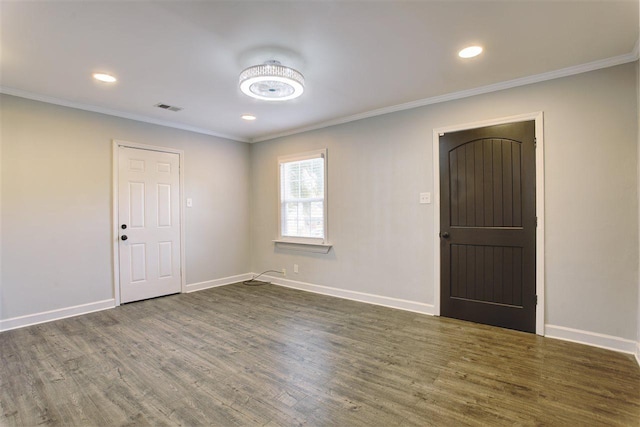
[239,60,304,101]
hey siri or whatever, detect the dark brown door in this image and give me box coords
[440,121,536,333]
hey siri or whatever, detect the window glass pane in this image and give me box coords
[310,201,323,218]
[299,159,323,199]
[280,155,325,240]
[283,202,299,236]
[310,220,323,238]
[283,162,300,200]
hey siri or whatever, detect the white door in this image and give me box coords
[118,146,181,303]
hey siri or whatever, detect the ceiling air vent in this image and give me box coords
[154,103,183,112]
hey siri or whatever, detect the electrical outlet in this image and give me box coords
[294,264,299,274]
[282,268,286,276]
[419,192,431,204]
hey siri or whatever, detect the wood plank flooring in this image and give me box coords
[1,283,639,426]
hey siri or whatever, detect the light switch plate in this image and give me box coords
[419,192,431,204]
[186,198,193,207]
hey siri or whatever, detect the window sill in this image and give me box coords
[273,240,333,254]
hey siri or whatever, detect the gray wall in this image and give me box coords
[0,94,251,320]
[1,63,638,344]
[250,63,639,340]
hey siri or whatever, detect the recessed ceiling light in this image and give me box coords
[241,114,257,121]
[92,73,117,83]
[458,46,483,59]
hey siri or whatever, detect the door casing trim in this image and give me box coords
[432,112,545,335]
[112,140,186,306]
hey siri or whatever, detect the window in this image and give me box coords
[278,149,327,244]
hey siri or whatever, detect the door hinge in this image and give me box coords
[535,216,538,227]
[535,295,538,305]
[534,137,537,149]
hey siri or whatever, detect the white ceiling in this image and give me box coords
[1,1,638,143]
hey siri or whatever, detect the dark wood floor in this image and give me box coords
[1,283,639,426]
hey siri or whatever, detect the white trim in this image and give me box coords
[112,140,186,305]
[0,299,115,332]
[277,149,326,163]
[177,149,186,297]
[273,240,332,253]
[251,52,637,143]
[545,324,637,355]
[432,112,545,335]
[277,148,329,245]
[185,273,254,293]
[534,116,545,335]
[636,7,639,370]
[0,103,3,322]
[265,275,435,315]
[111,142,121,305]
[0,86,246,143]
[3,51,635,146]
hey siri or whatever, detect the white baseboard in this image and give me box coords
[264,275,435,315]
[0,273,252,333]
[0,299,115,332]
[3,281,635,368]
[185,273,253,293]
[545,324,637,355]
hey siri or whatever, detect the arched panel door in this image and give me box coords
[440,121,536,333]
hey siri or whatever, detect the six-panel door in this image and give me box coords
[118,147,181,303]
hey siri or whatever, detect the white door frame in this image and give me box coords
[432,112,545,335]
[112,139,186,306]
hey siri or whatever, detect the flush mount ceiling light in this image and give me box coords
[241,114,257,121]
[92,72,117,83]
[458,46,483,59]
[239,60,304,101]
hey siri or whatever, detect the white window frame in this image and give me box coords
[276,149,329,247]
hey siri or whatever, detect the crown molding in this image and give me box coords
[0,86,248,143]
[2,48,637,145]
[250,51,639,143]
